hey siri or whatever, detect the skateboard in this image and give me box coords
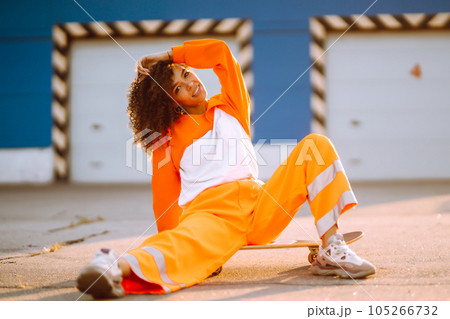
[240,231,364,264]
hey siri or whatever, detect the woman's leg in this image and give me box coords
[78,179,259,298]
[322,224,338,247]
[247,133,357,244]
[246,134,375,278]
[120,180,255,294]
[118,258,131,277]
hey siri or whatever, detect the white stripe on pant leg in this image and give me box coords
[316,190,358,238]
[141,247,186,288]
[122,253,171,294]
[307,159,344,202]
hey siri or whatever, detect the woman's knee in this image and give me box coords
[302,133,334,152]
[292,133,334,166]
[303,133,331,145]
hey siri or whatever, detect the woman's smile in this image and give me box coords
[171,65,208,111]
[192,84,200,97]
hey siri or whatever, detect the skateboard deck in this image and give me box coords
[241,231,364,264]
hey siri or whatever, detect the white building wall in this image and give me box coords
[0,147,53,183]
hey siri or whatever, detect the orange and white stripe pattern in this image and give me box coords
[305,158,357,235]
[123,247,186,294]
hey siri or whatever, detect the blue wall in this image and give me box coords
[1,0,449,147]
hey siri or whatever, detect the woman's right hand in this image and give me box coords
[136,50,172,82]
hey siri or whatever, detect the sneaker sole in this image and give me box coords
[76,265,124,299]
[311,265,375,279]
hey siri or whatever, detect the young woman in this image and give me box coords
[76,39,375,299]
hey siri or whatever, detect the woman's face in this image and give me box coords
[170,65,207,107]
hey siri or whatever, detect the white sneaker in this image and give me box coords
[310,234,376,279]
[76,248,125,299]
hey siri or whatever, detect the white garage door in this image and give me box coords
[70,36,238,182]
[326,31,450,181]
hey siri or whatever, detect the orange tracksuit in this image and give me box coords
[121,39,357,294]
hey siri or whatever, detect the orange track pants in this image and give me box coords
[121,134,357,294]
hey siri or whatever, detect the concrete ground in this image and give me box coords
[0,181,449,301]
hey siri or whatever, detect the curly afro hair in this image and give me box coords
[127,60,182,153]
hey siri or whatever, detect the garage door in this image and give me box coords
[70,36,238,182]
[326,31,450,181]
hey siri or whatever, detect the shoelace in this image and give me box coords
[329,238,354,257]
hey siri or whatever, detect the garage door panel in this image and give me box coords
[70,42,137,85]
[328,53,450,81]
[327,31,450,180]
[71,142,150,182]
[328,81,450,113]
[70,121,129,143]
[327,32,450,82]
[338,139,450,180]
[70,83,129,116]
[330,110,450,140]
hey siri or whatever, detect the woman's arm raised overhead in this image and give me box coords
[172,39,252,136]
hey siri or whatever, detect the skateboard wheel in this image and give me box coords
[308,247,319,264]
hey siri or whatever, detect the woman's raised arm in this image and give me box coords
[172,39,251,136]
